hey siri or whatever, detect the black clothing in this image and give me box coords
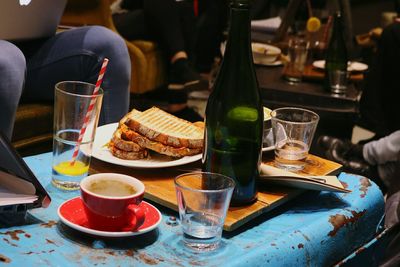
[359,22,400,137]
[113,0,226,71]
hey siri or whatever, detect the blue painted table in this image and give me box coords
[0,152,385,266]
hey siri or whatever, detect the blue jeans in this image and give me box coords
[0,26,130,139]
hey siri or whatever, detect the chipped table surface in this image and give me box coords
[0,153,385,266]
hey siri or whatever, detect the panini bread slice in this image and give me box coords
[109,144,148,160]
[111,128,144,152]
[122,122,202,157]
[124,107,204,149]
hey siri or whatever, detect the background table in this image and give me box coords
[0,152,385,266]
[256,65,363,155]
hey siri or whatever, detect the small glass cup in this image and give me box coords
[174,172,235,252]
[282,38,310,83]
[271,107,319,171]
[329,70,349,94]
[52,81,103,190]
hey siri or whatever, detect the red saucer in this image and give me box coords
[58,197,162,237]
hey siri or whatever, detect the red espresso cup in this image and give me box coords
[80,173,145,232]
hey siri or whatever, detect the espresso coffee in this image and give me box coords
[87,179,137,197]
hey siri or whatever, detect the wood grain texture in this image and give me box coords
[90,153,342,231]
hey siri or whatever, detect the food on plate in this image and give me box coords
[263,107,272,121]
[108,107,204,159]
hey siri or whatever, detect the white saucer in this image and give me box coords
[255,60,283,67]
[312,60,368,72]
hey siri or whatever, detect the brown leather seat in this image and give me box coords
[60,0,167,94]
[12,102,53,156]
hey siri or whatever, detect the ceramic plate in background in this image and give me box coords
[312,60,368,72]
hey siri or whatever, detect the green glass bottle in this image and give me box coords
[324,11,348,91]
[202,0,263,206]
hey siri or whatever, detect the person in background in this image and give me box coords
[318,131,400,267]
[317,22,400,181]
[358,22,400,139]
[0,26,131,141]
[111,0,226,122]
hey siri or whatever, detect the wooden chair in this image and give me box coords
[60,0,167,94]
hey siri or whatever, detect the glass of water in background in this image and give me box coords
[52,81,103,190]
[282,38,310,83]
[271,107,319,171]
[174,172,235,252]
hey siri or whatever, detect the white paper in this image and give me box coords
[251,17,282,33]
[0,170,37,207]
[260,163,345,189]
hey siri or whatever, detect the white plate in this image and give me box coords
[262,145,275,152]
[255,60,283,67]
[92,123,202,168]
[262,127,275,152]
[312,60,368,72]
[221,42,282,66]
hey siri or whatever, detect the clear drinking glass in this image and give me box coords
[174,172,235,252]
[271,107,319,171]
[329,69,349,94]
[283,38,310,83]
[52,81,103,190]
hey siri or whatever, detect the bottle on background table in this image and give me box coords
[202,0,263,206]
[324,11,348,93]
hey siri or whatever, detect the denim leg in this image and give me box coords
[0,41,25,140]
[24,26,131,125]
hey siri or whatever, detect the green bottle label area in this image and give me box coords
[203,105,262,205]
[227,106,258,122]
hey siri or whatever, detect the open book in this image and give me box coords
[0,169,38,206]
[0,132,50,210]
[259,164,350,193]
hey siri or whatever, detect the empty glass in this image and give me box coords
[283,38,310,83]
[329,70,349,94]
[174,172,235,252]
[271,107,319,171]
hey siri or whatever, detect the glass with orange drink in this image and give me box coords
[52,81,103,190]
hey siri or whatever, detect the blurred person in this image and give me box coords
[112,0,226,121]
[0,26,131,140]
[318,131,400,266]
[358,22,400,139]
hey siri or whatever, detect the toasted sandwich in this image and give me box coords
[109,107,204,159]
[124,107,204,149]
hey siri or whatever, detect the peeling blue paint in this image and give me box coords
[0,153,385,266]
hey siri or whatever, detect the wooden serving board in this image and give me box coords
[90,153,342,231]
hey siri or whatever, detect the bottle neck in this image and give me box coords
[224,3,252,60]
[330,14,344,44]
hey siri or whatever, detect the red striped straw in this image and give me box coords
[70,58,109,165]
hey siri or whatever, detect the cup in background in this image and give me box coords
[52,81,103,190]
[271,107,319,171]
[282,38,310,83]
[80,173,145,232]
[174,172,235,252]
[329,69,349,94]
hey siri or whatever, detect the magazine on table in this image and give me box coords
[259,163,350,193]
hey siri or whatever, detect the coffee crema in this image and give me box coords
[87,180,137,197]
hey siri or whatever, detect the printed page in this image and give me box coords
[0,170,37,207]
[260,163,350,193]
